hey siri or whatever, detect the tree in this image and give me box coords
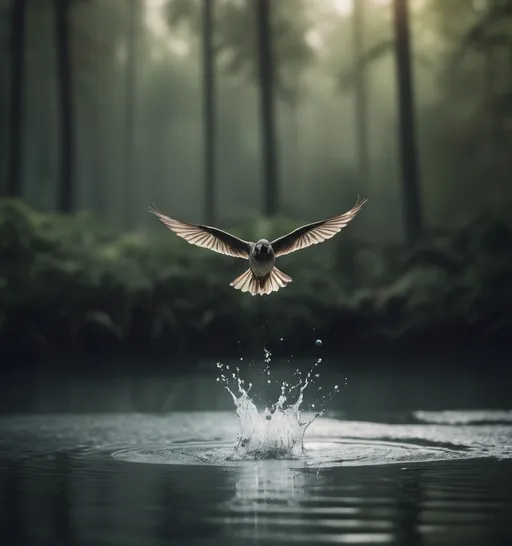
[202,0,216,225]
[353,0,370,198]
[7,0,27,199]
[393,0,423,243]
[340,0,424,241]
[124,0,140,227]
[255,0,278,217]
[449,0,512,216]
[54,0,75,213]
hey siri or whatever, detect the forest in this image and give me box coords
[0,0,511,365]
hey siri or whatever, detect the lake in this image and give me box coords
[1,410,511,545]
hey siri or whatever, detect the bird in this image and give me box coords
[149,196,367,297]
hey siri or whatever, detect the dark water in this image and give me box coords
[1,412,512,545]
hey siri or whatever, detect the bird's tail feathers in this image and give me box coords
[230,267,292,296]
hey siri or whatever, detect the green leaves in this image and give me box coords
[2,198,512,351]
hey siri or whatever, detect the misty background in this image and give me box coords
[1,0,510,233]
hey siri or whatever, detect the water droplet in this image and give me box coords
[315,339,322,347]
[215,347,342,459]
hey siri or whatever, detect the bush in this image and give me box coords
[1,198,512,364]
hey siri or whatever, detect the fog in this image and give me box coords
[2,0,509,240]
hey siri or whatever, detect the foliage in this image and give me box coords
[2,199,512,364]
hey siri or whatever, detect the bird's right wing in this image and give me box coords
[150,206,251,259]
[271,196,367,258]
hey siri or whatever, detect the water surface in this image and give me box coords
[1,411,511,545]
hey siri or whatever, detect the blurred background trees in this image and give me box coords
[0,0,511,236]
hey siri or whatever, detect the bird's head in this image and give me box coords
[255,239,271,255]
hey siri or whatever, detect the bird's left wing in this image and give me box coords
[271,196,367,258]
[150,206,251,259]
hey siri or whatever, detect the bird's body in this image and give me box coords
[249,240,275,277]
[150,197,367,296]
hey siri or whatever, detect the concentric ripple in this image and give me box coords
[111,437,469,467]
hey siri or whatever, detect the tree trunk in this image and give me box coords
[255,0,279,217]
[202,0,216,225]
[509,45,512,89]
[125,0,139,228]
[393,0,423,243]
[289,95,302,213]
[353,0,370,198]
[91,95,106,217]
[6,0,27,199]
[54,0,74,213]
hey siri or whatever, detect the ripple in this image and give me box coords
[111,437,466,467]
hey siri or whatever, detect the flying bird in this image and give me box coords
[150,196,367,296]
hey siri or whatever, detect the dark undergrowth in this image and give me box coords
[1,198,512,369]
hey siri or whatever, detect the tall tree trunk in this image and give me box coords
[509,45,512,89]
[125,0,139,228]
[91,96,106,217]
[54,0,74,213]
[255,0,279,217]
[393,0,423,243]
[353,0,369,198]
[6,0,27,198]
[202,0,216,225]
[289,95,301,212]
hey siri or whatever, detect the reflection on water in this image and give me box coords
[1,412,512,545]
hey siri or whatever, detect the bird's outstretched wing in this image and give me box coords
[150,206,251,259]
[271,196,367,258]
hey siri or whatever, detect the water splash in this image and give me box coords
[216,348,340,460]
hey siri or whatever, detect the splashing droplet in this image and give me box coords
[216,351,339,460]
[263,348,272,363]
